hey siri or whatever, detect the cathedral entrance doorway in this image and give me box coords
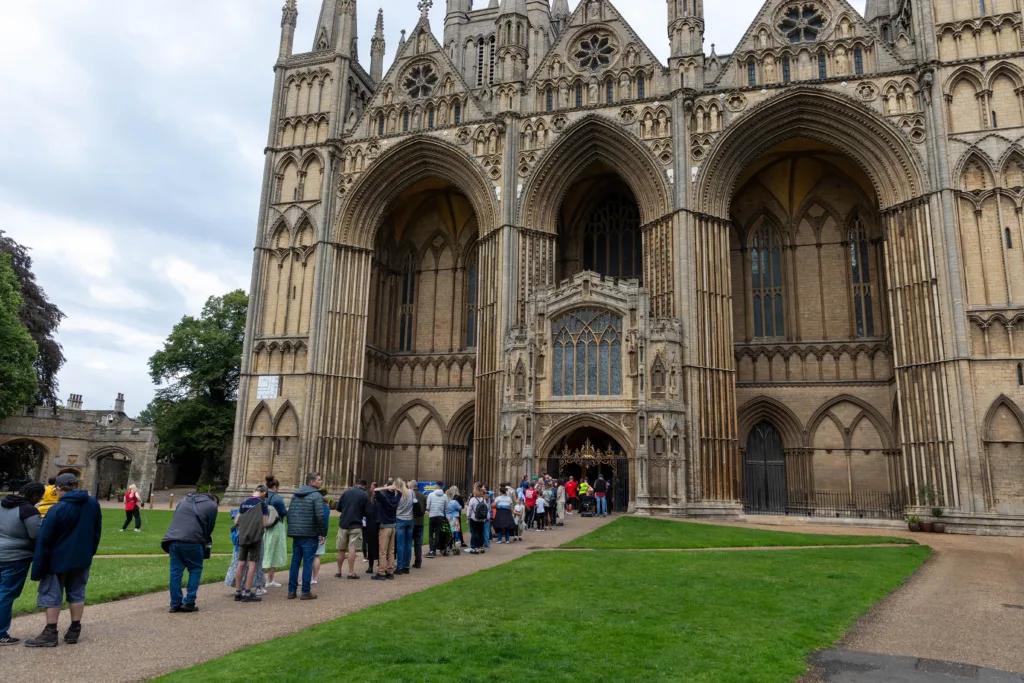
[546,427,629,513]
[744,421,787,514]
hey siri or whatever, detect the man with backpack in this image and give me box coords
[409,481,427,569]
[25,474,102,647]
[162,488,219,614]
[467,486,490,554]
[233,484,269,603]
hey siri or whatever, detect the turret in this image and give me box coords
[864,0,893,40]
[668,0,704,89]
[313,0,358,56]
[370,9,386,83]
[279,0,298,60]
[445,0,472,53]
[495,0,530,87]
[551,0,570,36]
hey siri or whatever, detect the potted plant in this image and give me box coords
[115,487,127,503]
[905,514,921,532]
[931,507,946,533]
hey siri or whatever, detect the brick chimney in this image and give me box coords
[114,393,125,413]
[66,394,83,411]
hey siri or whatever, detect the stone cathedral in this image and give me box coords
[228,0,1024,532]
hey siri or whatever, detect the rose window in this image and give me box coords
[575,34,615,71]
[403,64,439,99]
[778,4,826,43]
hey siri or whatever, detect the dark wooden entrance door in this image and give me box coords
[745,421,787,514]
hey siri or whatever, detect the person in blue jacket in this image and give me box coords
[25,473,102,648]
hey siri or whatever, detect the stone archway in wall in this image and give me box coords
[88,446,135,498]
[0,438,48,489]
[690,86,939,511]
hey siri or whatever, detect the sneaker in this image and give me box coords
[119,529,124,533]
[24,628,58,648]
[241,593,262,603]
[64,627,81,644]
[180,603,199,613]
[300,593,318,600]
[371,575,387,581]
[0,635,20,646]
[311,579,318,585]
[426,551,437,559]
[266,581,282,588]
[134,528,141,533]
[234,591,243,602]
[385,573,395,580]
[255,588,268,596]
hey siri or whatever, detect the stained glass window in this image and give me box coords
[606,79,614,103]
[849,215,875,338]
[854,47,864,75]
[581,195,643,282]
[399,253,416,352]
[782,56,791,83]
[576,82,583,107]
[818,52,827,79]
[751,224,785,338]
[551,310,623,396]
[779,4,826,43]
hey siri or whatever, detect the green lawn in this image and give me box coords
[567,516,915,549]
[159,545,929,683]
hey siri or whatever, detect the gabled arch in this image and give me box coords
[247,401,273,436]
[956,149,997,192]
[536,413,636,460]
[518,114,671,231]
[737,396,806,449]
[986,61,1024,90]
[272,401,299,435]
[983,394,1024,442]
[447,401,476,446]
[805,394,895,450]
[385,399,448,443]
[336,136,499,248]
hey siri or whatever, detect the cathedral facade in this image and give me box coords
[228,0,1024,532]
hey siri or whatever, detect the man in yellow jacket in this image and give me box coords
[37,479,59,518]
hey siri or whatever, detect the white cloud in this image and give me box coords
[152,255,249,313]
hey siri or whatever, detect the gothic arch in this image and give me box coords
[519,114,672,232]
[385,399,448,443]
[87,445,135,462]
[983,394,1024,441]
[336,136,499,249]
[805,394,895,450]
[537,413,636,460]
[737,396,806,449]
[956,149,997,191]
[696,87,928,216]
[448,401,476,445]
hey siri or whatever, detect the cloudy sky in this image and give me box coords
[0,0,865,416]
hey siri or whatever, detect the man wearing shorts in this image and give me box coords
[26,473,102,647]
[335,480,372,580]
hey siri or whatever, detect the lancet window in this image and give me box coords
[849,216,875,338]
[581,195,643,281]
[552,309,623,397]
[751,225,785,338]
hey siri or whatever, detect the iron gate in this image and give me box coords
[745,421,787,514]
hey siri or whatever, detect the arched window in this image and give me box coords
[575,82,583,107]
[1018,362,1023,386]
[854,47,864,75]
[882,24,890,42]
[1007,227,1014,248]
[849,216,875,338]
[980,0,986,13]
[817,52,827,79]
[636,72,645,99]
[399,253,416,352]
[748,59,757,86]
[402,110,410,132]
[751,224,785,338]
[377,113,385,136]
[582,195,643,281]
[454,101,462,124]
[427,107,435,129]
[477,39,486,87]
[782,56,791,84]
[489,36,497,84]
[465,258,477,348]
[606,78,614,103]
[546,86,554,111]
[551,309,622,396]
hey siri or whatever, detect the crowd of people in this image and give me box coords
[0,468,613,646]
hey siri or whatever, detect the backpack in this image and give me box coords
[473,498,490,522]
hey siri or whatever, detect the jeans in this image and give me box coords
[395,519,413,570]
[428,516,444,552]
[469,520,485,550]
[483,519,491,548]
[288,537,318,596]
[596,495,608,516]
[498,528,511,543]
[412,524,424,566]
[168,542,204,608]
[0,559,31,637]
[122,507,141,530]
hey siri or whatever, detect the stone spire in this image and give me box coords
[864,0,892,22]
[370,8,386,82]
[279,0,298,60]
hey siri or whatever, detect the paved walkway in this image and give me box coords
[2,515,613,681]
[673,517,1024,675]
[803,650,1024,682]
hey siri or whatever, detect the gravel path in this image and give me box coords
[1,516,612,681]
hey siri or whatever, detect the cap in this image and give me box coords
[55,473,79,488]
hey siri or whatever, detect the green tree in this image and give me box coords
[0,231,66,407]
[0,253,39,418]
[144,290,248,482]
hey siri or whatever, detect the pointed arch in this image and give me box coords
[336,136,499,248]
[247,401,273,436]
[956,149,997,192]
[806,394,895,450]
[737,396,806,449]
[983,394,1024,442]
[384,399,448,443]
[536,413,636,460]
[272,401,299,436]
[519,114,672,232]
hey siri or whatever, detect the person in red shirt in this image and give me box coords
[564,477,579,514]
[120,484,142,532]
[523,484,538,530]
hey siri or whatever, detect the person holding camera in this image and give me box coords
[162,488,219,614]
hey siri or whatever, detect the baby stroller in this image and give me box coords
[579,495,596,518]
[440,517,461,557]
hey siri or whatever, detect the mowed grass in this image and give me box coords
[567,516,916,549]
[160,545,929,683]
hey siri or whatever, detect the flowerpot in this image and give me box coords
[920,522,934,533]
[117,495,125,503]
[932,523,946,533]
[908,523,921,532]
